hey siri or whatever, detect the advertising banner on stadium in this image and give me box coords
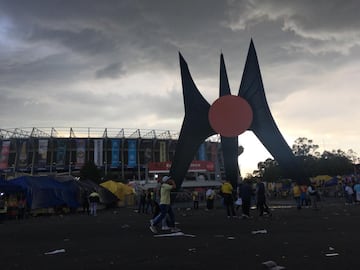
[127,139,137,167]
[17,140,28,169]
[148,160,214,173]
[76,139,86,169]
[159,141,166,162]
[94,139,103,167]
[56,140,66,168]
[0,141,11,170]
[38,139,48,169]
[198,143,206,161]
[210,143,217,163]
[142,139,153,164]
[111,139,121,168]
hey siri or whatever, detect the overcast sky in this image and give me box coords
[1,0,359,175]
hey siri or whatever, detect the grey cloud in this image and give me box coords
[95,62,126,79]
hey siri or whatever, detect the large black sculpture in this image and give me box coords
[170,40,304,189]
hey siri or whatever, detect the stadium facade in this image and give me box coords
[0,127,229,181]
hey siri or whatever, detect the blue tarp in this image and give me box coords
[0,180,25,194]
[8,176,80,210]
[324,177,338,187]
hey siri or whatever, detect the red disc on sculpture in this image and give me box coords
[208,95,253,137]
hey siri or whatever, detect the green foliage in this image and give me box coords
[79,161,102,184]
[292,137,319,157]
[251,137,357,181]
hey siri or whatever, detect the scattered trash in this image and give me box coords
[325,253,339,257]
[154,232,196,238]
[252,229,267,234]
[44,249,66,255]
[188,248,196,252]
[329,247,335,251]
[227,236,235,240]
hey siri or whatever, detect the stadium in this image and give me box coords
[0,127,235,182]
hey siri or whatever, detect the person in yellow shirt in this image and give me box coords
[220,180,236,218]
[149,176,180,233]
[292,183,301,210]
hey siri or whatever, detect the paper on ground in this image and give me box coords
[154,232,196,237]
[44,249,66,255]
[252,229,267,234]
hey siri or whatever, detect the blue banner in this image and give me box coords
[111,139,121,168]
[198,143,206,161]
[56,140,66,168]
[127,140,137,167]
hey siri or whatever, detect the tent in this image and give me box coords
[76,179,118,206]
[100,180,135,206]
[324,177,339,187]
[100,180,134,200]
[8,176,80,210]
[0,180,25,195]
[311,175,332,184]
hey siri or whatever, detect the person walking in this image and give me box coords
[0,195,8,224]
[149,176,180,233]
[344,182,354,204]
[220,179,236,218]
[81,190,90,215]
[17,194,27,219]
[138,190,146,214]
[353,181,360,203]
[192,190,199,209]
[145,190,153,214]
[205,188,215,210]
[292,183,301,210]
[256,178,272,216]
[307,182,319,210]
[239,180,253,219]
[88,191,100,216]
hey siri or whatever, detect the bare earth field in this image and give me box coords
[1,199,359,270]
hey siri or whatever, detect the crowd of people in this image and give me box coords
[135,176,279,234]
[3,175,360,232]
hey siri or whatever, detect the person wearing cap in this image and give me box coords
[149,176,180,233]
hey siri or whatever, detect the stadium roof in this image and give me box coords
[0,127,180,140]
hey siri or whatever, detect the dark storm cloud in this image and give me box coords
[1,0,360,133]
[1,0,360,174]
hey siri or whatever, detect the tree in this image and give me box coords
[249,137,358,181]
[292,137,319,157]
[80,161,102,184]
[253,158,282,182]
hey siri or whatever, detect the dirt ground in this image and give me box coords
[1,198,359,270]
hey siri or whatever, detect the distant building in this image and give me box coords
[0,127,229,181]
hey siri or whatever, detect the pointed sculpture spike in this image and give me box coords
[219,54,232,97]
[169,53,216,189]
[238,41,305,182]
[218,54,240,187]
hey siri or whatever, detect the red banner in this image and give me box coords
[0,141,10,169]
[148,160,214,173]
